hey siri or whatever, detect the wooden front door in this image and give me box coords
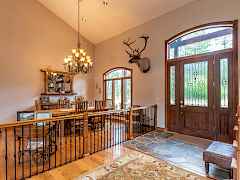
[167,50,234,142]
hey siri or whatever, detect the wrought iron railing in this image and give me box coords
[0,105,157,180]
[131,105,157,138]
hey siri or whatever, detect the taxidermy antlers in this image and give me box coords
[123,36,151,73]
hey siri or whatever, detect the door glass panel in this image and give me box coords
[184,61,208,106]
[106,80,113,107]
[114,80,122,110]
[123,79,131,109]
[170,66,176,105]
[220,58,228,108]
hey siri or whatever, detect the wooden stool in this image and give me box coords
[203,141,235,178]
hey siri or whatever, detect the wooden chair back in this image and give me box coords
[35,100,41,111]
[58,98,70,109]
[75,96,85,102]
[75,100,88,113]
[95,100,106,111]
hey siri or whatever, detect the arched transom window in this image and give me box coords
[167,25,233,60]
[103,68,132,109]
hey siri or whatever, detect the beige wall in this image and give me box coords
[94,0,240,128]
[0,0,95,123]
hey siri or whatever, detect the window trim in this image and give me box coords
[167,22,234,60]
[103,67,133,109]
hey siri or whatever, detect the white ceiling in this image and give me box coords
[37,0,196,44]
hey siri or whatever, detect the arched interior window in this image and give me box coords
[104,69,131,80]
[103,68,132,109]
[168,25,233,60]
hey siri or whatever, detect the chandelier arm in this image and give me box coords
[63,0,92,74]
[77,0,80,48]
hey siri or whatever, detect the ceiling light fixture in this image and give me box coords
[103,0,110,7]
[63,0,93,74]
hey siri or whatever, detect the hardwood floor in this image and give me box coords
[2,127,229,180]
[28,132,215,180]
[28,131,231,180]
[0,121,128,180]
[28,145,134,180]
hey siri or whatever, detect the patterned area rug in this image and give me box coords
[124,130,229,180]
[76,153,209,180]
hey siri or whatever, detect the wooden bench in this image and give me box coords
[203,141,235,178]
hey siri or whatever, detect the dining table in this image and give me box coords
[37,106,113,118]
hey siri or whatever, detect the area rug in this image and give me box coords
[123,130,229,180]
[75,153,209,180]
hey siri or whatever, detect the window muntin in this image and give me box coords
[168,27,233,60]
[104,69,131,80]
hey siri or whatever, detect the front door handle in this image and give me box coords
[180,104,185,108]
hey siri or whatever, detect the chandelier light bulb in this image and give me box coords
[72,49,77,54]
[75,52,80,57]
[63,0,93,74]
[80,49,84,54]
[64,58,68,63]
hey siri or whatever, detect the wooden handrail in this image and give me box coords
[0,104,158,179]
[0,105,157,129]
[0,114,83,129]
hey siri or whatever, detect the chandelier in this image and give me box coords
[64,0,93,74]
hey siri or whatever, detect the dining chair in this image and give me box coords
[89,100,107,131]
[17,111,57,164]
[63,100,88,136]
[75,100,88,113]
[58,98,70,109]
[75,96,85,102]
[35,100,41,111]
[95,100,106,112]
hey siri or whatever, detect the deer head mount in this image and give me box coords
[123,36,151,73]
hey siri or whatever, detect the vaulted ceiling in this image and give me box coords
[37,0,196,44]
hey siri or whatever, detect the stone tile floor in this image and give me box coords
[124,130,230,180]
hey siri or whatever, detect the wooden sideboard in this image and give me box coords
[39,69,77,110]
